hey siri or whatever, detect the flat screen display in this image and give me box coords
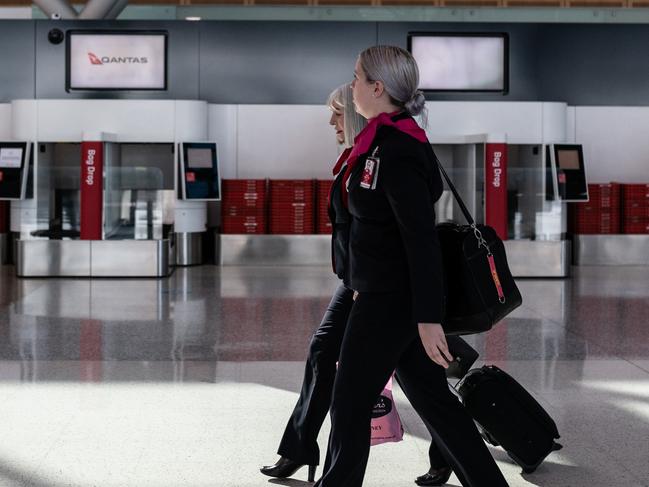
[67,31,167,91]
[0,148,23,168]
[187,148,214,169]
[557,149,581,170]
[408,33,508,93]
[0,142,30,200]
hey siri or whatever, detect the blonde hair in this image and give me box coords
[358,45,427,127]
[327,83,367,148]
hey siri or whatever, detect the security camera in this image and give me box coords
[48,28,64,45]
[51,12,61,19]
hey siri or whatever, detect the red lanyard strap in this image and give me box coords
[486,253,506,304]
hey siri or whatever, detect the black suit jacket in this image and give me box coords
[328,166,351,286]
[347,114,445,324]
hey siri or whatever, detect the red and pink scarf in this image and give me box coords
[339,111,428,206]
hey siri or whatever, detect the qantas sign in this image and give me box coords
[87,52,148,65]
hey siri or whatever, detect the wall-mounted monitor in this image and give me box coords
[66,30,168,91]
[549,144,588,202]
[408,32,509,94]
[0,142,31,200]
[180,142,220,201]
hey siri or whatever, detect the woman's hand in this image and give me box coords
[353,291,359,301]
[418,323,453,369]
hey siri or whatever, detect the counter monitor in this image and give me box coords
[408,32,509,93]
[67,30,168,91]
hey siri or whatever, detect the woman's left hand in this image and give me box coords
[418,323,453,369]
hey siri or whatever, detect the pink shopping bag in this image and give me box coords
[370,376,404,446]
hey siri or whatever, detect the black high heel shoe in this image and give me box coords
[414,466,452,486]
[260,457,317,482]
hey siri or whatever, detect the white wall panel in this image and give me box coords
[36,100,177,142]
[174,101,208,141]
[425,102,556,144]
[0,104,11,139]
[542,102,568,143]
[208,105,238,179]
[11,100,37,140]
[576,107,649,183]
[236,105,338,179]
[11,100,207,142]
[566,107,576,144]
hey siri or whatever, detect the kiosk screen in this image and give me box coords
[181,142,220,201]
[187,148,214,169]
[0,142,29,200]
[552,144,588,202]
[0,148,23,168]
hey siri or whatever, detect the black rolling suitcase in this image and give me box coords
[457,365,562,473]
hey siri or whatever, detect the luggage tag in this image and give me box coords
[360,147,380,190]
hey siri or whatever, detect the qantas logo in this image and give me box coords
[88,52,103,65]
[87,52,148,65]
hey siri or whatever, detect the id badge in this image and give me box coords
[360,147,380,190]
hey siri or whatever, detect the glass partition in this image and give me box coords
[26,142,175,241]
[30,143,82,240]
[103,143,175,240]
[507,144,564,241]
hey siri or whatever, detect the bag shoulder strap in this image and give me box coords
[426,145,476,226]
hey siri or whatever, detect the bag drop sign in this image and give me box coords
[485,143,508,240]
[85,149,96,186]
[491,151,502,188]
[80,141,104,240]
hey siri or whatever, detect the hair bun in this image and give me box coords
[404,90,426,116]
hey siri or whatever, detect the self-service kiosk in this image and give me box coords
[0,142,33,264]
[0,142,32,200]
[176,142,220,266]
[7,99,216,277]
[547,144,588,203]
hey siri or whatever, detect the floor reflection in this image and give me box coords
[0,265,647,485]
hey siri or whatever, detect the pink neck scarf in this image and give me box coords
[341,111,428,206]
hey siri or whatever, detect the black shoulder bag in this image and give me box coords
[434,160,523,336]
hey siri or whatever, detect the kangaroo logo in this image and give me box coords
[88,52,103,65]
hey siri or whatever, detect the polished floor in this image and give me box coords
[0,264,647,487]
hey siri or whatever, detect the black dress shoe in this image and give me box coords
[415,466,452,486]
[260,457,317,482]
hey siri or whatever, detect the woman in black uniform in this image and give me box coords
[315,47,509,487]
[261,84,455,486]
[260,83,362,483]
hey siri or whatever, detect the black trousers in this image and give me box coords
[277,284,354,465]
[277,284,448,469]
[317,291,509,487]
